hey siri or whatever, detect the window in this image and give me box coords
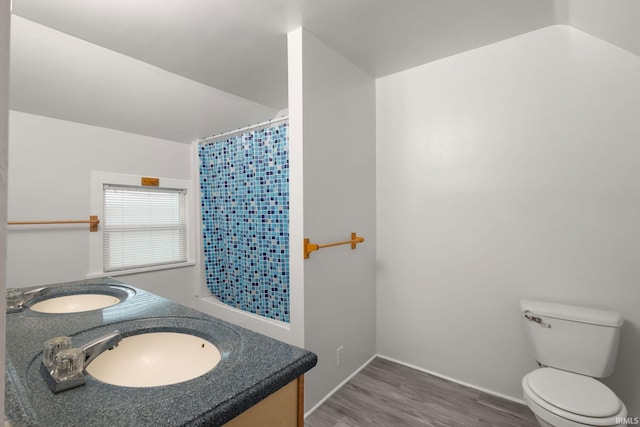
[103,185,187,272]
[88,171,194,277]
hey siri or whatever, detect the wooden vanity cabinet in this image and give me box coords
[223,376,304,427]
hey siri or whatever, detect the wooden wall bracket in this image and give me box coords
[304,232,365,259]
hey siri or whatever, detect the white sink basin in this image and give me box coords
[29,294,121,313]
[85,332,221,387]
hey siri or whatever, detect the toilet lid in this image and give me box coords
[526,368,621,418]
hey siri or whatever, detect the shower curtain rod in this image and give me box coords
[196,116,289,144]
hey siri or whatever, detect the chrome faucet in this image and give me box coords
[40,330,122,393]
[81,331,123,367]
[6,287,51,313]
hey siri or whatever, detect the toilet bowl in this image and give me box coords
[522,368,627,427]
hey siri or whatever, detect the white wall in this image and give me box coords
[376,25,640,416]
[0,0,11,420]
[290,28,377,410]
[7,112,195,303]
[568,0,640,60]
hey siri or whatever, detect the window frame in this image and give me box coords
[88,171,195,278]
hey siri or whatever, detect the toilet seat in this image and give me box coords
[523,368,627,426]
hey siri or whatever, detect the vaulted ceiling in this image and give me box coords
[8,0,640,142]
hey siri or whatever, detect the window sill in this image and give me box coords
[86,261,196,279]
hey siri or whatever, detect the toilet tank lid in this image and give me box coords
[520,300,623,327]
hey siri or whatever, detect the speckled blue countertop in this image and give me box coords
[5,278,317,426]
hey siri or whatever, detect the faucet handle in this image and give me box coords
[52,348,85,381]
[43,336,72,368]
[6,288,24,313]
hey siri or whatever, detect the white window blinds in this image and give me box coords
[103,184,187,272]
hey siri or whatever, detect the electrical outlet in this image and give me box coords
[336,346,344,367]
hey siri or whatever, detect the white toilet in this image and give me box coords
[520,300,627,427]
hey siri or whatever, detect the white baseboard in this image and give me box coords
[304,354,377,418]
[305,353,527,419]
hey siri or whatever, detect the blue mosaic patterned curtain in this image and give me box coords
[198,122,289,323]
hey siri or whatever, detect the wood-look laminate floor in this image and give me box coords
[305,357,538,427]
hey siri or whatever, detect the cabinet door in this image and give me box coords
[224,376,304,427]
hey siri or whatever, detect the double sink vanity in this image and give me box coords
[5,278,317,426]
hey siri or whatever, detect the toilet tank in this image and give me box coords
[520,300,623,378]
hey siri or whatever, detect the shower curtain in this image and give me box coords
[198,121,289,323]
